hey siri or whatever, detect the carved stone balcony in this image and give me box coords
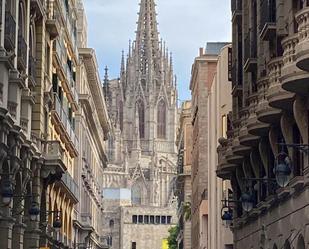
[46,12,60,39]
[267,57,295,111]
[256,77,281,124]
[231,120,251,156]
[43,140,66,173]
[247,93,269,136]
[217,138,237,179]
[239,108,259,147]
[295,7,309,71]
[281,33,309,96]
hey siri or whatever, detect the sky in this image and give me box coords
[83,0,232,101]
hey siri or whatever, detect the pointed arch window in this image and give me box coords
[157,99,166,139]
[136,100,145,138]
[131,183,142,205]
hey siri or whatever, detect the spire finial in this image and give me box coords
[120,50,125,74]
[104,66,109,85]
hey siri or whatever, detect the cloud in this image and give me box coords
[83,0,231,100]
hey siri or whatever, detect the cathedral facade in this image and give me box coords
[102,0,178,248]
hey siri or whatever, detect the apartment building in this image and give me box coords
[207,44,233,249]
[190,43,227,249]
[176,101,192,249]
[217,0,309,248]
[0,1,110,248]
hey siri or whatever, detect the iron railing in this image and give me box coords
[4,11,16,51]
[28,55,36,83]
[231,0,242,12]
[61,171,79,201]
[53,93,79,149]
[260,0,276,31]
[244,33,257,63]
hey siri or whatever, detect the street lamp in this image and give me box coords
[240,192,254,212]
[274,151,292,188]
[52,211,62,232]
[221,210,233,227]
[1,180,13,205]
[29,201,40,221]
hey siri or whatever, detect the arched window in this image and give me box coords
[131,183,142,205]
[297,235,305,249]
[136,100,145,138]
[157,99,166,139]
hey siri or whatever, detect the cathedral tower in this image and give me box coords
[102,0,178,247]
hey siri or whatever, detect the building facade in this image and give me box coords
[74,2,111,248]
[0,0,110,248]
[207,44,233,249]
[176,101,193,249]
[217,0,309,248]
[102,0,178,248]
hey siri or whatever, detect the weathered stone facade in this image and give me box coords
[217,0,309,248]
[102,0,178,248]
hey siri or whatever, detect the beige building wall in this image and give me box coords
[207,44,233,249]
[190,47,218,249]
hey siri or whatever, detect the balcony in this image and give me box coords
[80,213,94,231]
[267,57,295,110]
[53,39,79,109]
[43,140,66,173]
[247,93,269,136]
[217,139,236,179]
[281,33,309,96]
[51,93,78,157]
[225,135,244,165]
[295,7,309,71]
[244,34,257,72]
[259,0,276,40]
[46,12,60,39]
[238,108,259,147]
[60,171,79,203]
[256,76,281,124]
[231,0,242,23]
[4,11,16,52]
[231,120,251,156]
[17,35,27,72]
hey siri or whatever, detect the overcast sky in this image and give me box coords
[83,0,232,101]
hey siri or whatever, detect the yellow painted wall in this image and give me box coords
[162,239,169,249]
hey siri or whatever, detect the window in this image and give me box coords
[138,215,143,224]
[155,216,161,224]
[150,216,154,224]
[132,215,137,224]
[161,216,166,224]
[109,219,114,229]
[136,100,145,138]
[131,184,142,205]
[167,216,172,224]
[157,99,166,139]
[144,215,149,224]
[132,242,137,249]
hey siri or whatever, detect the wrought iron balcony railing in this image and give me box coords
[4,11,16,52]
[61,171,79,202]
[18,35,27,71]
